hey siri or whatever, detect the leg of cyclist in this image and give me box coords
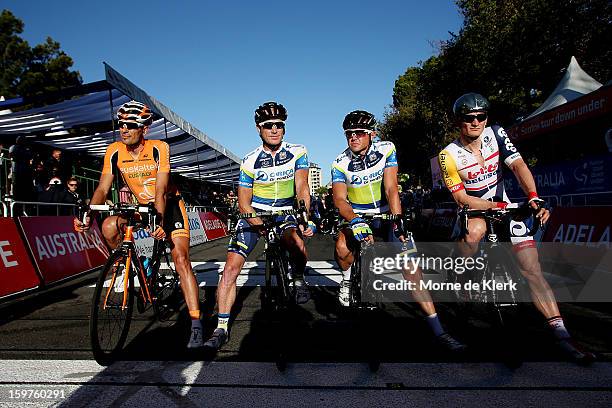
[204,219,255,350]
[163,198,202,348]
[281,225,311,304]
[168,233,202,348]
[383,221,465,352]
[335,228,356,307]
[513,242,595,363]
[100,215,128,249]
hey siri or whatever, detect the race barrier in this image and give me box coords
[0,217,41,298]
[18,216,109,284]
[198,211,229,240]
[134,211,227,257]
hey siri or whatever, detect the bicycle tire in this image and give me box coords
[275,250,292,309]
[151,249,181,322]
[262,255,275,313]
[90,249,135,365]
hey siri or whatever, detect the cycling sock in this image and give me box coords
[217,313,230,332]
[547,316,570,339]
[341,268,351,281]
[189,309,201,320]
[191,318,202,329]
[426,313,445,337]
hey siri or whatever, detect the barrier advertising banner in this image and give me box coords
[134,212,210,258]
[18,216,109,284]
[199,212,228,240]
[0,218,41,298]
[505,155,612,198]
[188,212,209,246]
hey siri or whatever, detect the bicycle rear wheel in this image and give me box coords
[90,250,134,365]
[151,248,181,322]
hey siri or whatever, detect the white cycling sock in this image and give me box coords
[426,313,445,337]
[217,313,230,332]
[341,268,351,281]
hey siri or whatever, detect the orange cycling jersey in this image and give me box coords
[102,139,180,204]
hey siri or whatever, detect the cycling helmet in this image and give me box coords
[254,101,287,124]
[116,100,153,126]
[342,110,376,131]
[452,93,490,117]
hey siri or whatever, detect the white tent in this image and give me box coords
[525,56,602,119]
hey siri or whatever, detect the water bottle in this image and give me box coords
[140,256,153,277]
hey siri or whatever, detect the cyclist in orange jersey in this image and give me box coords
[74,100,204,348]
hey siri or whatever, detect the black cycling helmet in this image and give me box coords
[254,101,287,124]
[342,110,376,131]
[453,93,490,117]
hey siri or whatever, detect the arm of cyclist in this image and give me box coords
[332,182,373,242]
[151,171,168,240]
[73,172,114,232]
[237,185,264,230]
[295,168,314,237]
[383,165,406,241]
[508,158,549,224]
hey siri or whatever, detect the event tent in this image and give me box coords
[525,56,602,120]
[0,63,240,186]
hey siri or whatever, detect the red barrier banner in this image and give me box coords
[539,207,612,273]
[199,212,228,240]
[0,218,41,298]
[542,207,612,246]
[19,216,109,284]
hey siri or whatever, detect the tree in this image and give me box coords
[0,9,81,99]
[315,186,329,197]
[383,0,612,183]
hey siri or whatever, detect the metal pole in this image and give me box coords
[215,150,220,191]
[108,88,116,142]
[164,118,168,140]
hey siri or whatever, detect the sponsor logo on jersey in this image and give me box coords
[467,162,499,180]
[350,168,384,185]
[120,163,157,173]
[256,168,294,182]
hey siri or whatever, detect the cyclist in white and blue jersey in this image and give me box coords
[204,102,315,350]
[332,110,465,352]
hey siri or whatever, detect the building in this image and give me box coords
[308,162,321,196]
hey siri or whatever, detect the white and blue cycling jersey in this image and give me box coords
[239,141,309,211]
[331,141,398,214]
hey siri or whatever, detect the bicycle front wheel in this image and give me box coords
[90,250,135,365]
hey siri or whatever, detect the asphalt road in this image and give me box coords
[1,234,611,407]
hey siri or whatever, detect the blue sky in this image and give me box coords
[3,1,462,184]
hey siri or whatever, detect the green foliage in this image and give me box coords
[0,9,81,99]
[315,186,328,197]
[383,0,612,181]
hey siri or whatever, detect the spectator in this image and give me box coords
[63,177,81,204]
[33,161,47,195]
[44,148,69,184]
[8,136,34,202]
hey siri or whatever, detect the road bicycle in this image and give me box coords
[227,202,309,370]
[448,202,540,366]
[85,203,180,365]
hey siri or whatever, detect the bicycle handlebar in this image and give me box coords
[80,202,158,228]
[459,202,541,237]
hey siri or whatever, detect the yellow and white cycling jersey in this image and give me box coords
[238,141,309,211]
[331,141,398,213]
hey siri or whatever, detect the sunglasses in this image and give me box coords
[345,130,370,139]
[261,121,285,130]
[68,183,78,187]
[462,113,488,123]
[118,121,144,130]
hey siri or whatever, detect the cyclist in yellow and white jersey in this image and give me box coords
[438,93,595,363]
[204,102,315,350]
[332,110,465,352]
